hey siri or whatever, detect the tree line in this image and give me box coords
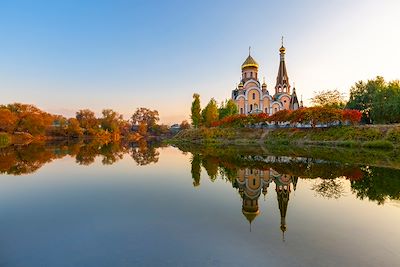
[0,103,176,139]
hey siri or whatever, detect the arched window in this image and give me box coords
[265,107,268,113]
[240,108,243,114]
[250,72,253,78]
[250,104,253,111]
[252,93,256,100]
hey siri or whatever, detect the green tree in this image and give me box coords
[219,99,238,119]
[191,93,202,128]
[201,98,219,127]
[346,76,400,124]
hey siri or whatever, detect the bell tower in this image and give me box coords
[275,37,290,96]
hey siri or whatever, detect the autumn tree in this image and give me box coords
[76,109,98,132]
[3,103,53,135]
[191,93,202,128]
[131,108,159,128]
[180,120,190,130]
[66,118,83,137]
[219,99,238,119]
[100,109,123,133]
[0,108,18,133]
[202,98,219,127]
[311,89,346,109]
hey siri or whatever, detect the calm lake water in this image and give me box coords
[0,142,399,267]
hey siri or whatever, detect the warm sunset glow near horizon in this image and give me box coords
[1,0,399,124]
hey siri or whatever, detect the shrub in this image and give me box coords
[362,140,394,149]
[0,132,11,147]
[386,128,400,144]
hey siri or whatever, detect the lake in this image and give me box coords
[0,141,399,267]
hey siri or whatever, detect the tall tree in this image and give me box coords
[191,93,202,128]
[202,98,219,127]
[219,99,238,119]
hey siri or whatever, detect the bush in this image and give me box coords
[0,132,11,147]
[362,140,394,149]
[386,128,400,144]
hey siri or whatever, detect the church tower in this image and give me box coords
[241,47,259,83]
[275,37,290,96]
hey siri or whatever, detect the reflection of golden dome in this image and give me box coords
[241,55,259,69]
[279,45,286,53]
[242,209,260,224]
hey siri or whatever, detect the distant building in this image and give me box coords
[231,39,302,115]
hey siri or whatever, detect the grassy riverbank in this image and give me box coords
[170,124,400,149]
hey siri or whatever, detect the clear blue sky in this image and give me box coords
[1,0,399,123]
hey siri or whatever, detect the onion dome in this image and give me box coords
[262,77,267,88]
[279,45,286,54]
[241,55,259,69]
[242,209,260,224]
[238,81,244,89]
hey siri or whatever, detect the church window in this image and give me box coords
[252,93,256,100]
[240,108,243,114]
[265,108,268,113]
[250,72,253,78]
[250,104,253,111]
[253,179,256,186]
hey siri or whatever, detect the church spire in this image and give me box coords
[275,38,290,96]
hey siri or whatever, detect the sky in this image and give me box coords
[0,0,399,124]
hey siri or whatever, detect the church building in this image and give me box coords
[231,40,302,115]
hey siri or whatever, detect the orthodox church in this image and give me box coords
[231,40,302,115]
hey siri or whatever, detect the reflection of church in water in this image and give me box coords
[235,168,298,240]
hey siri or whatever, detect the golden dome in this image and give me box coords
[242,209,260,224]
[279,45,286,53]
[241,55,259,69]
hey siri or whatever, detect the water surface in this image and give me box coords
[0,142,399,266]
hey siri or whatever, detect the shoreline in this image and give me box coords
[168,124,400,150]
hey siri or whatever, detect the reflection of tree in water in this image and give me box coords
[0,144,61,175]
[131,139,159,166]
[100,142,126,165]
[351,166,400,205]
[191,153,201,187]
[75,143,98,165]
[311,178,345,199]
[201,156,219,182]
